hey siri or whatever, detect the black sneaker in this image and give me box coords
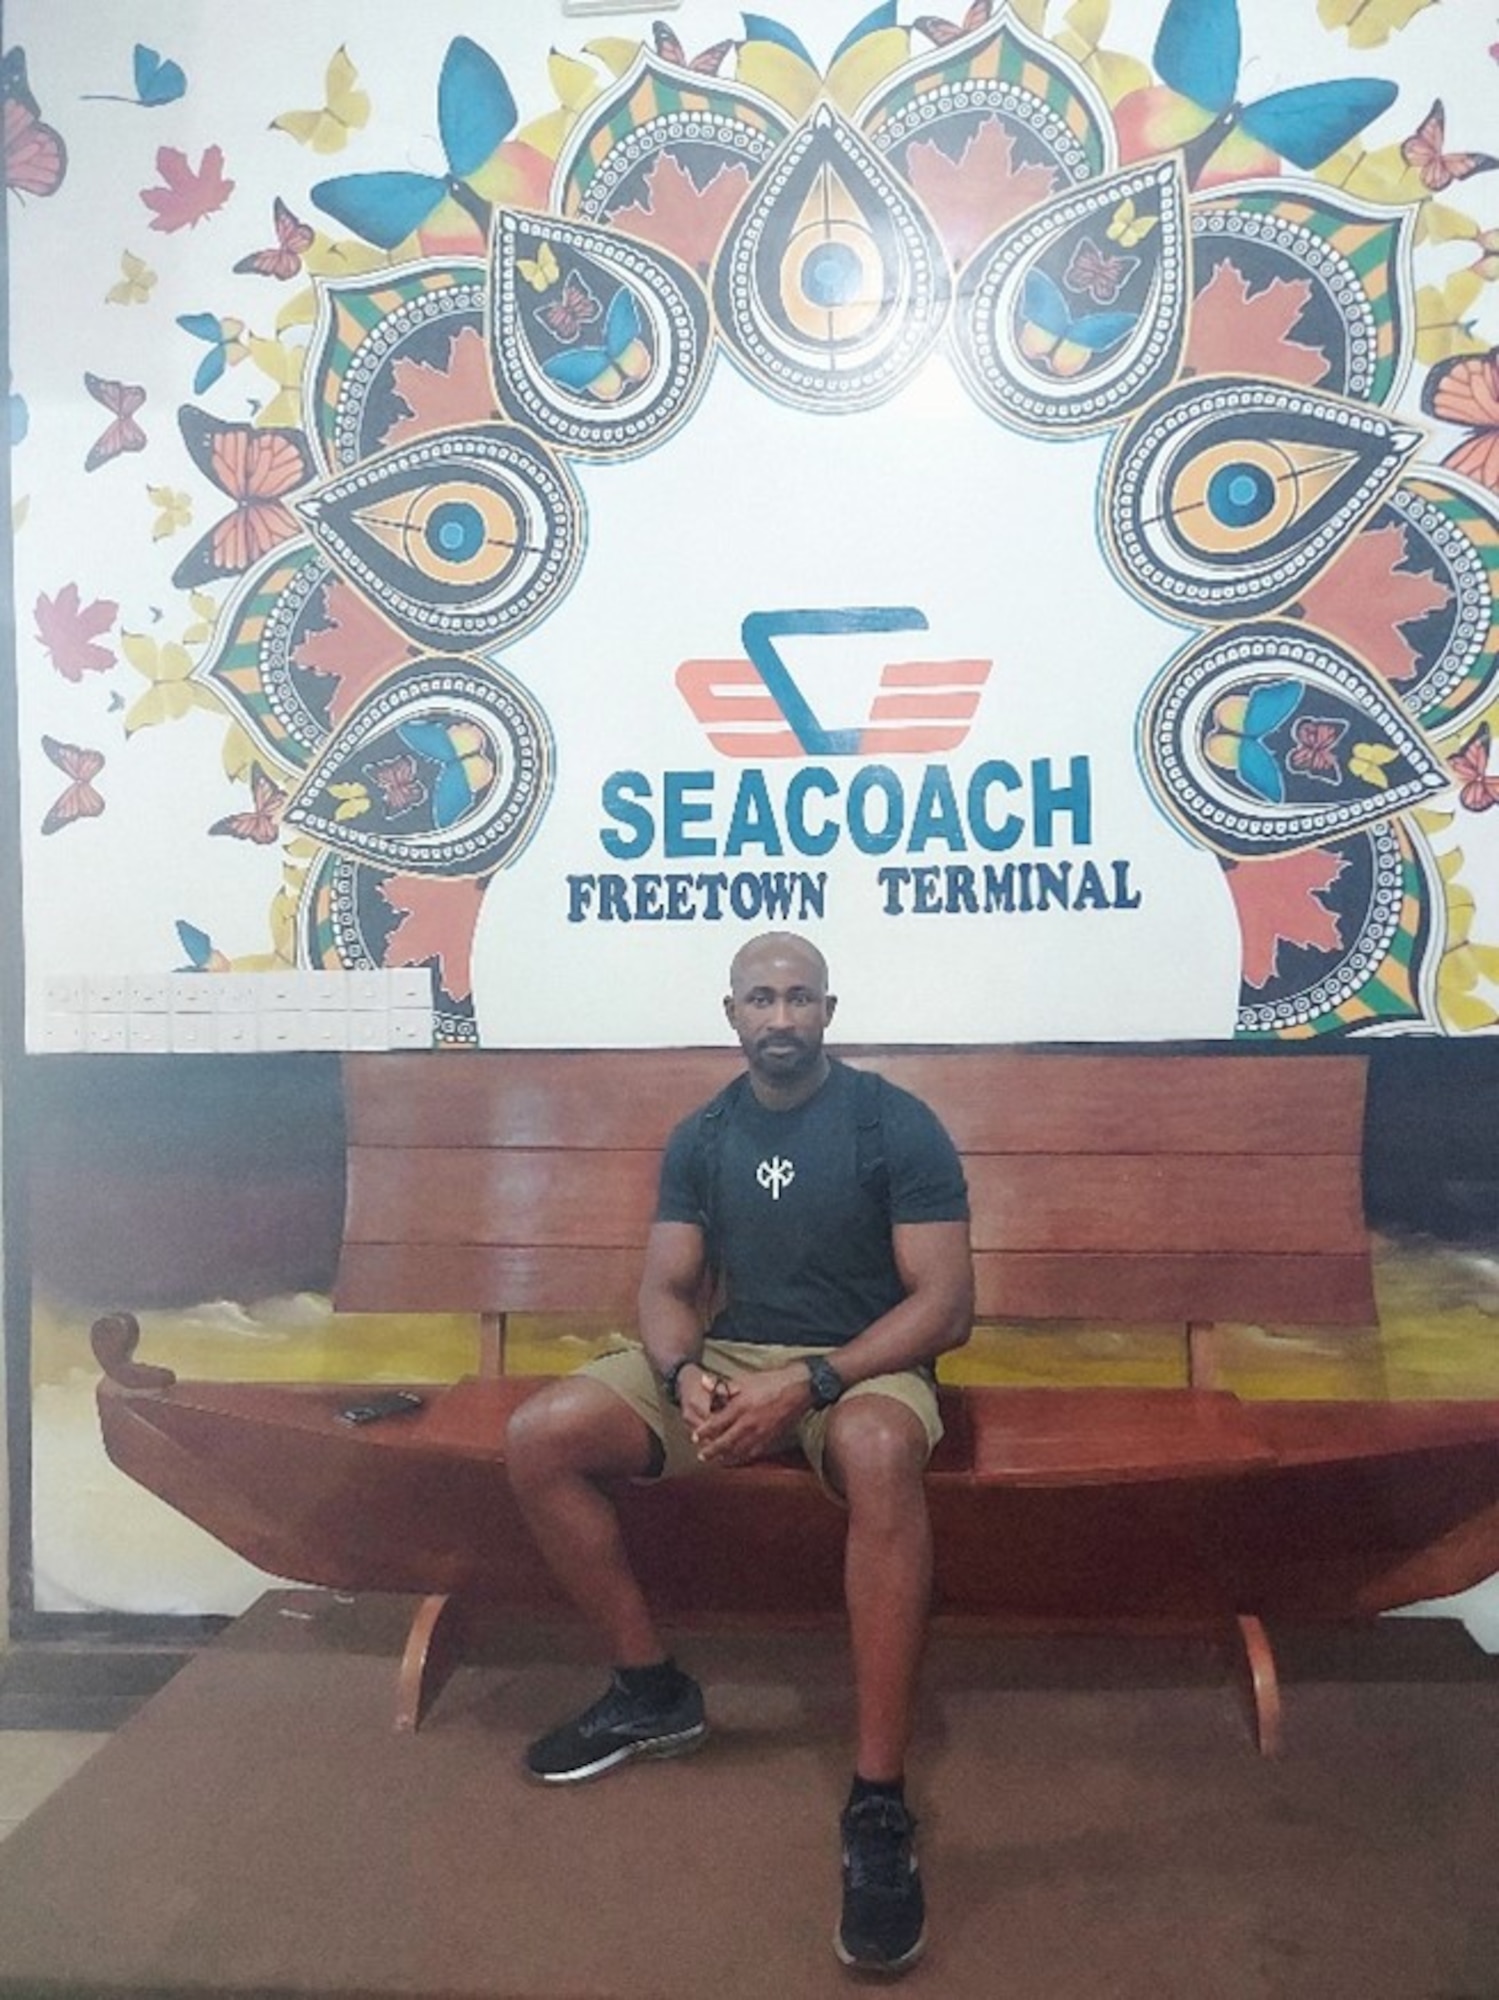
[836,1794,926,1975]
[524,1669,707,1784]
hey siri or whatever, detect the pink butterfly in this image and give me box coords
[1286,714,1346,780]
[365,752,427,815]
[1063,238,1138,306]
[535,273,601,345]
[40,735,105,834]
[83,372,146,470]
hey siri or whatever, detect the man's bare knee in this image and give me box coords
[825,1398,930,1509]
[505,1377,657,1490]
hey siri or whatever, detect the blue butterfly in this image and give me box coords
[1203,681,1303,806]
[175,919,229,973]
[1151,0,1397,182]
[541,286,653,403]
[81,42,186,108]
[176,313,245,396]
[312,37,515,251]
[397,720,495,829]
[1016,270,1135,380]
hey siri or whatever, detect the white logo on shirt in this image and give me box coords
[757,1156,796,1200]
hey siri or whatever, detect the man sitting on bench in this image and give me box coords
[505,930,974,1976]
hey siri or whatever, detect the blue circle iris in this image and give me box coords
[801,241,862,309]
[1207,462,1275,529]
[427,500,485,563]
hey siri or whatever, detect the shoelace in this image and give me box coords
[843,1801,916,1890]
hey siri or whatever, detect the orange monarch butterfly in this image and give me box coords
[1420,345,1499,495]
[1286,715,1346,781]
[83,372,146,471]
[233,196,315,281]
[170,406,315,588]
[40,735,104,834]
[913,1,993,46]
[1400,99,1498,194]
[651,22,736,73]
[209,764,288,843]
[4,47,66,198]
[1448,721,1499,813]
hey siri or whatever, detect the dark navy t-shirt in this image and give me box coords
[655,1060,969,1347]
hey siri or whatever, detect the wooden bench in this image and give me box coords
[94,1048,1499,1752]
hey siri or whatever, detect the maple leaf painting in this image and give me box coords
[377,873,485,1004]
[1225,847,1349,991]
[608,152,756,276]
[292,577,417,729]
[34,584,118,682]
[382,327,499,451]
[903,120,1058,267]
[1184,262,1330,387]
[1296,522,1452,686]
[140,144,235,233]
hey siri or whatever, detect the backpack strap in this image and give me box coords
[692,1072,747,1270]
[853,1065,889,1205]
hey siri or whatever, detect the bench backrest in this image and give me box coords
[337,1050,1374,1329]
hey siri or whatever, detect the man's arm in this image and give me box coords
[693,1218,973,1465]
[637,1220,723,1434]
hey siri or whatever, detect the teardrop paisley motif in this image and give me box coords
[712,104,951,411]
[296,423,582,651]
[1190,185,1413,407]
[283,658,553,877]
[296,848,477,1045]
[950,155,1188,437]
[489,209,710,458]
[1225,819,1431,1039]
[554,48,790,266]
[1104,378,1422,620]
[1141,620,1450,859]
[192,544,342,774]
[1377,473,1499,737]
[859,12,1110,266]
[304,262,489,476]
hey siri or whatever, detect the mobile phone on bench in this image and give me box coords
[336,1390,426,1425]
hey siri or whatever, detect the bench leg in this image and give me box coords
[397,1592,468,1733]
[1231,1612,1282,1757]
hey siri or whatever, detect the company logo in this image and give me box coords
[677,607,991,759]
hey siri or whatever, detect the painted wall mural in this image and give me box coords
[9,0,1499,1046]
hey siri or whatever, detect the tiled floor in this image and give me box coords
[0,1732,109,1842]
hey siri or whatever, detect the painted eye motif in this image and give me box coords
[713,104,950,411]
[1103,379,1421,620]
[297,423,582,650]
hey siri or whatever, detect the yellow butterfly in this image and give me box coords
[105,250,157,307]
[518,242,560,292]
[147,485,191,541]
[1349,741,1398,788]
[271,46,370,154]
[329,781,371,823]
[1107,198,1157,250]
[1317,0,1435,50]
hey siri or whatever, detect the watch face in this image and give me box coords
[808,1357,843,1408]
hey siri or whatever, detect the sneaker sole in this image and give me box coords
[526,1720,709,1786]
[832,1924,927,1976]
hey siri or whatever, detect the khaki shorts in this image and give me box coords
[579,1338,942,1496]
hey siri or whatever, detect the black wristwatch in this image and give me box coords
[660,1357,699,1408]
[804,1355,845,1410]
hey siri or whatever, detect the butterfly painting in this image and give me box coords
[1204,681,1302,803]
[176,312,247,394]
[175,919,230,972]
[364,751,428,816]
[1420,346,1499,493]
[1017,271,1136,379]
[39,736,105,835]
[4,46,66,198]
[1122,0,1397,186]
[170,407,316,589]
[311,37,517,251]
[209,764,288,843]
[541,284,653,402]
[83,373,146,471]
[1400,100,1498,194]
[396,719,495,828]
[233,198,315,281]
[912,1,993,46]
[1449,722,1499,812]
[1285,714,1347,781]
[82,42,186,109]
[105,249,157,306]
[535,270,602,345]
[271,46,370,154]
[1064,239,1138,306]
[652,21,738,73]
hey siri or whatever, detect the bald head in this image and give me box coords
[723,932,836,1103]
